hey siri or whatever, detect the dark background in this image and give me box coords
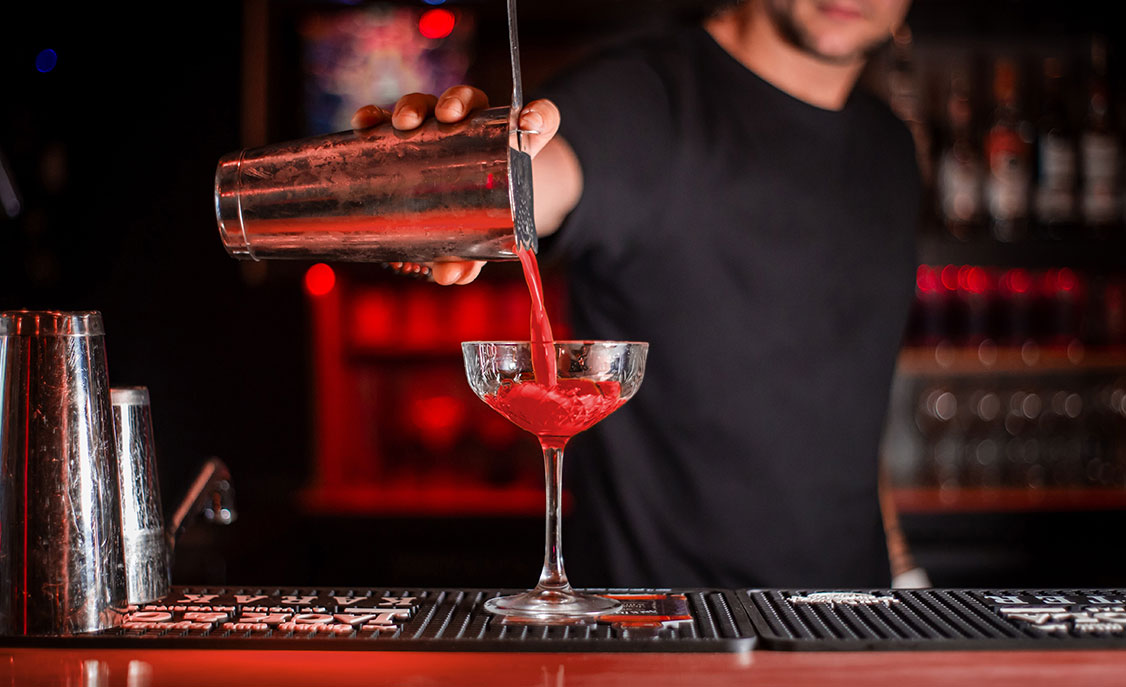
[2,0,1124,589]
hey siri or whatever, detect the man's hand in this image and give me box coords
[352,86,561,285]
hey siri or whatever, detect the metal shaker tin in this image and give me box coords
[214,106,536,263]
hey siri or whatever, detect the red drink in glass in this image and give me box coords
[461,341,647,623]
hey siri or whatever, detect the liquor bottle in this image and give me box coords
[955,264,993,345]
[960,386,1004,487]
[1033,57,1078,236]
[886,26,933,187]
[1040,267,1085,347]
[1038,388,1085,487]
[1082,381,1120,487]
[1096,378,1126,486]
[1079,37,1123,234]
[984,58,1033,242]
[935,69,983,240]
[909,265,951,346]
[997,267,1035,346]
[1003,388,1044,487]
[1102,277,1126,346]
[915,385,961,488]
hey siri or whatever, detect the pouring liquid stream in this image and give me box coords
[490,246,626,450]
[517,246,557,387]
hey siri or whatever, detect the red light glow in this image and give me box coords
[304,263,336,297]
[351,291,396,348]
[940,265,959,291]
[418,9,456,39]
[1002,268,1031,294]
[411,394,466,451]
[412,395,465,433]
[403,288,442,348]
[958,265,990,295]
[916,265,940,294]
[1056,267,1079,292]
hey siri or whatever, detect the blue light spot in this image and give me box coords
[422,0,446,5]
[35,49,57,73]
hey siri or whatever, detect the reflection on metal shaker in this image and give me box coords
[112,387,237,604]
[0,310,128,635]
[112,387,168,605]
[214,106,537,263]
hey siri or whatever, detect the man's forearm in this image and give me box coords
[532,135,584,238]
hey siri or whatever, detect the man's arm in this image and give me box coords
[352,86,583,283]
[531,135,583,239]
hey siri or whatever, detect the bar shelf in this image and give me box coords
[893,486,1126,513]
[897,344,1126,376]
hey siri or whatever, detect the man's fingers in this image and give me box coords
[392,93,439,130]
[517,99,561,159]
[357,88,537,288]
[453,261,486,285]
[430,260,486,285]
[351,105,391,130]
[435,85,489,123]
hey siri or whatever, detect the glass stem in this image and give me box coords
[535,442,571,593]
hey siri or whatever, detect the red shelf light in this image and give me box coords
[418,9,456,40]
[305,263,336,297]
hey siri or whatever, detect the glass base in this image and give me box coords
[484,588,621,625]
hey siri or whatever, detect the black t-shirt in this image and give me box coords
[538,26,920,589]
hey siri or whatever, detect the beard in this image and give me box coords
[765,0,894,66]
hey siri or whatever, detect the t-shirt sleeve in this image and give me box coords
[533,42,676,261]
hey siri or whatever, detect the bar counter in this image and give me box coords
[7,585,1126,685]
[5,646,1126,686]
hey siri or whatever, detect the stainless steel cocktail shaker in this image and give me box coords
[214,107,537,263]
[214,0,537,264]
[0,310,128,635]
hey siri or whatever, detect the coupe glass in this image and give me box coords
[462,340,648,622]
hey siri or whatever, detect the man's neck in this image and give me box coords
[704,4,865,111]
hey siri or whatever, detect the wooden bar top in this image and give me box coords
[4,647,1126,686]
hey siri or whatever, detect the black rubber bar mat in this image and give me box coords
[741,588,1126,650]
[0,586,755,653]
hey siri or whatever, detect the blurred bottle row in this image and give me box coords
[885,33,1126,241]
[903,377,1126,489]
[907,264,1125,347]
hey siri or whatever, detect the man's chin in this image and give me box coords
[807,46,867,66]
[806,34,893,66]
[770,3,893,69]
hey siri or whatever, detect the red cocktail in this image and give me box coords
[461,340,648,622]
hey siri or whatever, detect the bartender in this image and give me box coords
[355,0,920,589]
